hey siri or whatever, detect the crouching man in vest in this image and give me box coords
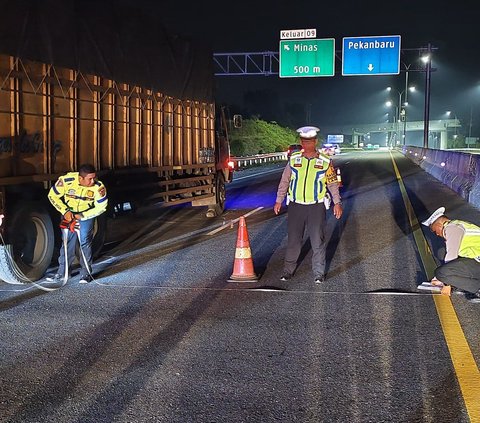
[422,206,480,302]
[273,126,343,284]
[48,164,108,284]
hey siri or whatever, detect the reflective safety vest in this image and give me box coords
[48,171,108,220]
[287,153,335,204]
[447,220,480,262]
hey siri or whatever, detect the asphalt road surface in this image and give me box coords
[1,150,479,423]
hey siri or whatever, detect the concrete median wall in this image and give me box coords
[401,146,480,209]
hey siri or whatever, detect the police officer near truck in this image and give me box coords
[274,126,343,283]
[47,163,108,284]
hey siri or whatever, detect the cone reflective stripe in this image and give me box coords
[228,216,258,282]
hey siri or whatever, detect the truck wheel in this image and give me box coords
[215,173,226,214]
[206,174,226,218]
[0,203,54,284]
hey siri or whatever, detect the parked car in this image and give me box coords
[287,144,303,158]
[321,143,341,156]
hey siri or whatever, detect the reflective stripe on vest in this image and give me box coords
[287,154,330,204]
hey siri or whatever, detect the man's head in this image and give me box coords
[296,126,319,153]
[78,163,97,187]
[422,207,448,237]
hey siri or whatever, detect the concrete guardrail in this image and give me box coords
[401,146,480,210]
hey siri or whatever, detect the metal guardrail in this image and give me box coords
[231,152,287,168]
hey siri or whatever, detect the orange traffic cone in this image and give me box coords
[228,216,258,282]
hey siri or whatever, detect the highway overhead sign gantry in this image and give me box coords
[279,38,335,78]
[342,35,401,76]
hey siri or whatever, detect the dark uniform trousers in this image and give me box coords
[435,257,480,294]
[284,202,326,276]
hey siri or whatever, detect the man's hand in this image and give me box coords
[333,203,343,219]
[63,211,83,221]
[430,277,444,286]
[63,210,74,222]
[273,202,282,215]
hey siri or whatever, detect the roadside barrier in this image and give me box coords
[468,155,480,208]
[401,146,480,209]
[231,152,286,168]
[227,216,258,282]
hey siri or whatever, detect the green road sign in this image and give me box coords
[279,38,335,78]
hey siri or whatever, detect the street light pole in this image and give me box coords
[402,70,410,145]
[423,44,432,148]
[387,68,413,146]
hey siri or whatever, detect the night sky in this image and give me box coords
[138,0,479,135]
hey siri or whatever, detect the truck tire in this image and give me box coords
[206,173,226,218]
[0,203,54,284]
[215,173,226,215]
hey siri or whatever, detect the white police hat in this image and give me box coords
[421,207,445,227]
[296,126,320,139]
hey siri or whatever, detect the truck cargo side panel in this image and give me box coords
[129,93,141,166]
[0,57,15,178]
[163,101,173,167]
[115,86,129,168]
[78,75,96,169]
[100,85,114,170]
[142,96,153,167]
[174,102,183,167]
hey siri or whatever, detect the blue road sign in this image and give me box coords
[342,35,401,76]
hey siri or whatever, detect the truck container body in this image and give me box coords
[0,1,233,284]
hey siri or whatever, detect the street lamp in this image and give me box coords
[386,80,416,145]
[446,110,458,137]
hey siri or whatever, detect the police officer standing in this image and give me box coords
[48,163,108,283]
[274,126,343,283]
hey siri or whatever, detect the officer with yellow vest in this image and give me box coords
[274,126,343,283]
[422,207,480,302]
[48,163,108,284]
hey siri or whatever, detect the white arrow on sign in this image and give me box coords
[284,45,290,51]
[368,64,374,71]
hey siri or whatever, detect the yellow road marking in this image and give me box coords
[390,151,480,422]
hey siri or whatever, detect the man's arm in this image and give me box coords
[81,182,108,219]
[273,165,291,215]
[325,163,342,219]
[444,224,464,262]
[48,176,69,216]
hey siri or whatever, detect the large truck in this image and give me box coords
[0,0,234,284]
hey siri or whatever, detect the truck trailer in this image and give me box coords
[0,0,233,284]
